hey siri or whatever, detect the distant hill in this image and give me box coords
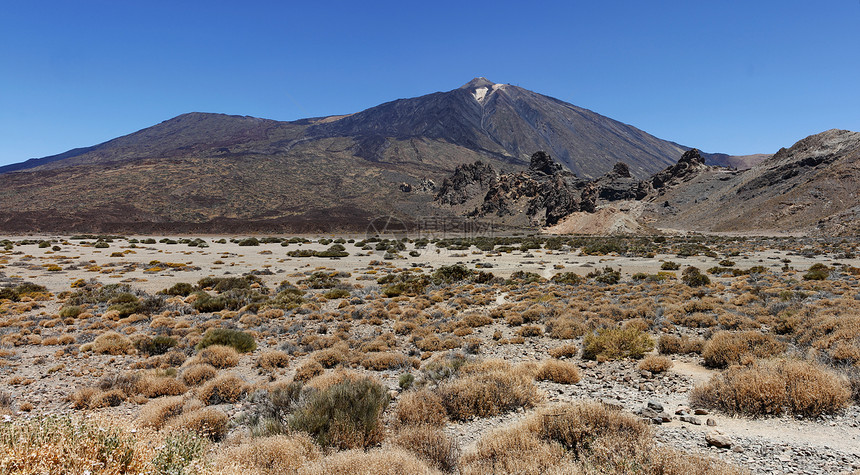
[0,78,748,233]
[644,129,860,235]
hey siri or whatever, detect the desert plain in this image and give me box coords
[1,233,859,474]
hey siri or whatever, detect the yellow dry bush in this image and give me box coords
[548,343,578,359]
[395,389,448,427]
[298,447,441,475]
[166,407,229,441]
[216,433,322,475]
[89,331,134,355]
[193,344,240,368]
[257,350,290,370]
[535,359,581,384]
[197,373,248,405]
[438,365,542,421]
[182,363,218,386]
[360,352,412,371]
[137,395,185,429]
[137,375,188,398]
[389,424,459,472]
[294,360,325,382]
[638,355,673,374]
[701,331,785,368]
[690,358,850,417]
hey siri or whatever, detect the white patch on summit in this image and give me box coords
[472,87,488,102]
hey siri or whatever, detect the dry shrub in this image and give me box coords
[582,327,654,361]
[70,387,99,409]
[461,313,492,328]
[138,375,188,398]
[194,345,240,368]
[658,334,704,355]
[298,447,440,475]
[360,352,412,371]
[438,364,542,421]
[459,423,569,475]
[198,373,248,405]
[0,415,156,474]
[137,395,185,429]
[638,355,673,373]
[546,316,587,339]
[395,389,447,427]
[650,446,749,475]
[389,424,459,472]
[548,343,578,359]
[294,360,325,382]
[217,433,322,474]
[89,331,133,355]
[90,388,126,408]
[690,358,850,417]
[535,359,581,384]
[182,363,217,386]
[701,331,785,368]
[311,344,349,368]
[167,407,229,440]
[461,401,743,475]
[518,325,544,337]
[257,350,290,370]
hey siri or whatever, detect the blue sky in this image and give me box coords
[1,1,858,166]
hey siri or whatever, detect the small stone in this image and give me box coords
[706,418,716,426]
[705,430,732,449]
[694,408,709,415]
[647,400,664,412]
[680,415,702,425]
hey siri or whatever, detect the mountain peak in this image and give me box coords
[459,77,496,90]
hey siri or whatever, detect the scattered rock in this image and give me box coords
[705,430,733,449]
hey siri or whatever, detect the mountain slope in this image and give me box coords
[0,77,741,233]
[308,77,687,178]
[645,129,860,235]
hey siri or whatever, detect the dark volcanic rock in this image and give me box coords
[434,161,498,206]
[529,151,563,176]
[651,148,708,190]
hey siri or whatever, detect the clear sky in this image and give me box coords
[1,1,858,166]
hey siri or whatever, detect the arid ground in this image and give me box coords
[1,234,859,474]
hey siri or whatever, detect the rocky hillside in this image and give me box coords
[644,129,860,235]
[0,78,722,233]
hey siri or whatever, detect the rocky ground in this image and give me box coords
[2,234,860,474]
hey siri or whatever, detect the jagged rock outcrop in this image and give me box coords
[529,151,564,176]
[651,148,707,190]
[434,161,498,206]
[435,149,724,230]
[589,162,651,201]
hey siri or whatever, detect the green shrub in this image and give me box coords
[59,305,83,319]
[681,267,710,287]
[803,263,829,281]
[432,264,472,284]
[196,328,256,353]
[582,327,654,361]
[289,377,389,449]
[323,288,350,299]
[550,272,581,285]
[161,282,195,297]
[136,335,179,356]
[191,292,226,312]
[587,267,620,285]
[660,261,680,270]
